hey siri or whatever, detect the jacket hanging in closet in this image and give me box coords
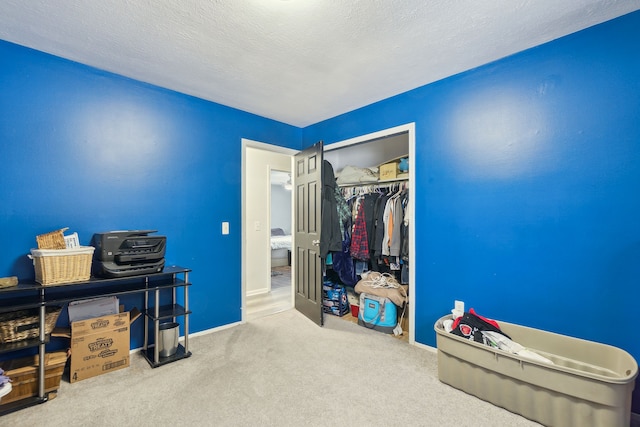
[319,160,342,258]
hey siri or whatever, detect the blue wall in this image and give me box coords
[305,9,640,360]
[0,40,301,347]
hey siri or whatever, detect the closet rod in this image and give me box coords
[338,179,409,197]
[337,178,409,189]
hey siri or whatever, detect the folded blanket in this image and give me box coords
[354,272,408,306]
[336,165,379,184]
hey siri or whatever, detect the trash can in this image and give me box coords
[158,322,179,357]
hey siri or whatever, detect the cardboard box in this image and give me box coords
[378,155,409,182]
[68,296,119,322]
[0,351,67,405]
[68,308,140,383]
[379,161,398,180]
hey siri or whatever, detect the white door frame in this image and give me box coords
[241,139,297,323]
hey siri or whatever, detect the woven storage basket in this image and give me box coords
[29,246,94,285]
[0,306,62,344]
[0,351,67,405]
[35,228,69,250]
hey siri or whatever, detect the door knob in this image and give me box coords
[312,240,320,246]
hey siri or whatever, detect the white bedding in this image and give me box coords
[270,235,292,250]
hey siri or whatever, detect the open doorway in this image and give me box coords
[265,169,292,310]
[284,124,415,341]
[242,140,295,322]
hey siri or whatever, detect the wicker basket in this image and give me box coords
[36,228,69,250]
[0,351,68,405]
[29,246,95,285]
[0,306,62,344]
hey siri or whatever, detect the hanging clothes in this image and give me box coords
[320,160,342,258]
[389,193,404,257]
[334,183,352,238]
[400,190,410,261]
[332,179,409,285]
[363,193,379,260]
[350,201,369,260]
[332,226,357,286]
[373,193,390,260]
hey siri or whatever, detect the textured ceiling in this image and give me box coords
[1,0,639,127]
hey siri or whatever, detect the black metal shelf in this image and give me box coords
[141,343,191,368]
[42,278,190,306]
[142,268,191,368]
[19,266,191,289]
[144,304,191,321]
[0,395,47,415]
[0,265,192,413]
[0,296,42,314]
[0,283,40,295]
[0,337,49,355]
[146,279,191,291]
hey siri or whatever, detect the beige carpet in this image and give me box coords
[2,309,542,426]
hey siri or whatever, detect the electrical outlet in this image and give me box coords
[455,300,464,313]
[452,300,464,319]
[222,222,229,235]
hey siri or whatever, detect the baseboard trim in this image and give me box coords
[247,288,269,297]
[130,321,243,354]
[188,321,243,338]
[412,340,437,353]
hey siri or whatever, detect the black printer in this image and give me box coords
[91,230,166,278]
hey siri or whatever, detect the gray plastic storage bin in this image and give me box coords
[434,315,638,427]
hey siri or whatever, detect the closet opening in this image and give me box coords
[321,123,415,344]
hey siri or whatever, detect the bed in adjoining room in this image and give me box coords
[270,228,291,267]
